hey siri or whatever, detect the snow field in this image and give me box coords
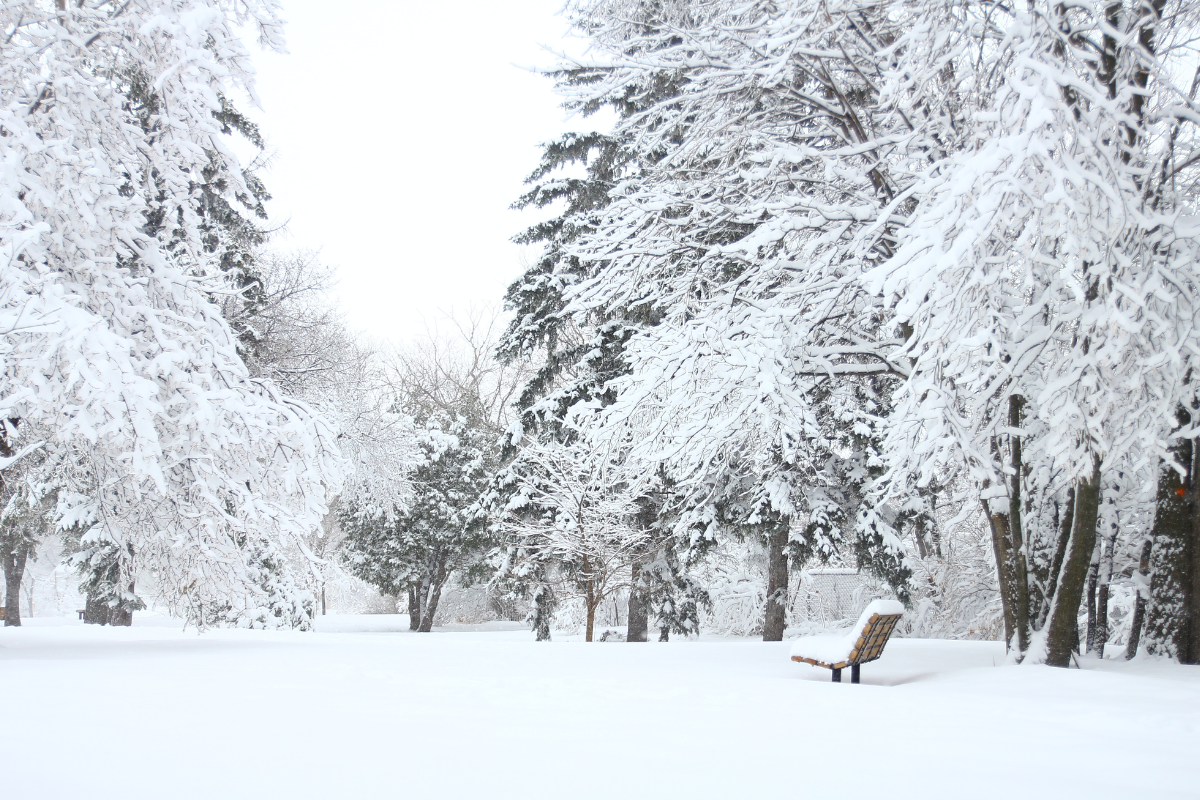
[1,617,1195,799]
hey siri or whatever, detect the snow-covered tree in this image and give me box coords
[338,313,520,629]
[492,436,649,641]
[507,0,937,640]
[862,0,1200,665]
[219,251,418,615]
[341,412,494,631]
[508,0,1200,664]
[0,1,345,627]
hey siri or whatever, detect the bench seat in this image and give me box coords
[790,599,904,682]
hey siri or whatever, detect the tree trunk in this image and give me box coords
[412,575,430,632]
[913,515,931,559]
[985,507,1017,650]
[1125,540,1153,660]
[407,587,419,631]
[627,556,649,642]
[417,568,450,633]
[1094,531,1115,659]
[321,586,327,616]
[1007,396,1030,654]
[83,593,110,625]
[1038,488,1075,628]
[533,584,554,641]
[1085,538,1101,653]
[1095,576,1110,659]
[762,524,789,642]
[1046,462,1102,667]
[1146,434,1197,660]
[585,598,596,643]
[2,540,28,627]
[109,582,135,627]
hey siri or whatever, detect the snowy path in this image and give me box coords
[2,616,1195,799]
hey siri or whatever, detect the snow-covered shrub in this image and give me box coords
[432,579,530,626]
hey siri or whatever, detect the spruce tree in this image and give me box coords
[498,30,703,640]
[341,413,494,631]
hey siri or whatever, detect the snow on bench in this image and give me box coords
[790,599,904,684]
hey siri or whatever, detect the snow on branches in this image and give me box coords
[504,0,1200,658]
[0,1,344,627]
[492,436,650,642]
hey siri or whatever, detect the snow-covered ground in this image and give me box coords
[2,615,1194,799]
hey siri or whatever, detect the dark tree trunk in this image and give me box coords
[985,507,1017,650]
[762,524,789,642]
[417,567,450,633]
[1085,540,1100,652]
[585,596,597,643]
[109,582,135,627]
[1125,540,1153,660]
[533,584,554,641]
[407,587,419,631]
[83,593,111,625]
[321,586,327,616]
[913,515,931,560]
[1046,462,1101,667]
[3,540,28,627]
[1007,396,1030,654]
[627,556,649,642]
[1094,531,1115,659]
[1095,578,1110,659]
[1038,488,1075,628]
[1146,435,1197,661]
[659,624,669,642]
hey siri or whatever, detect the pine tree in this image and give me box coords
[498,43,688,639]
[342,413,494,631]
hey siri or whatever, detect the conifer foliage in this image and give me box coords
[341,413,494,631]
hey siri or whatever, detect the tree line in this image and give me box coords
[7,0,1200,669]
[470,0,1200,662]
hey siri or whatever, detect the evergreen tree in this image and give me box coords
[341,413,494,631]
[498,13,716,640]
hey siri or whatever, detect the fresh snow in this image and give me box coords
[3,616,1196,799]
[789,599,906,663]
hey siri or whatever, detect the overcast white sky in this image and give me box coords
[240,1,584,341]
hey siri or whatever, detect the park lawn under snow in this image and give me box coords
[1,617,1195,800]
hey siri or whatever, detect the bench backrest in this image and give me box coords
[847,612,902,665]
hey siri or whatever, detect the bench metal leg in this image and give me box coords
[831,668,841,683]
[851,664,860,684]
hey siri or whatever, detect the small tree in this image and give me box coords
[494,439,648,642]
[341,413,494,631]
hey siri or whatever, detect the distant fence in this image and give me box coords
[789,568,892,627]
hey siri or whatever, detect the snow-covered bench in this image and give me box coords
[790,599,904,684]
